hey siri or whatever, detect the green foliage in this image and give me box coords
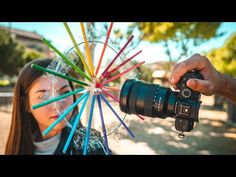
[0,29,25,76]
[0,29,46,76]
[137,22,222,62]
[23,48,46,64]
[139,64,153,82]
[138,22,221,43]
[111,23,141,55]
[128,60,153,82]
[0,80,10,86]
[208,32,236,77]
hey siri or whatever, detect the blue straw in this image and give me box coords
[100,94,135,138]
[42,92,88,136]
[97,95,109,155]
[63,93,90,153]
[32,88,84,110]
[83,95,96,155]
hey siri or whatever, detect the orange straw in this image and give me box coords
[95,22,114,77]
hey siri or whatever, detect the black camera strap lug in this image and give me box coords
[178,132,185,139]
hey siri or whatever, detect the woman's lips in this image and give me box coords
[50,115,59,119]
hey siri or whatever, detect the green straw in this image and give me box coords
[63,22,92,77]
[32,88,84,110]
[31,64,88,87]
[42,38,92,82]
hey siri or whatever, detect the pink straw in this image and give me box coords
[102,50,142,79]
[103,86,120,91]
[101,61,145,86]
[100,87,119,102]
[99,35,134,79]
[100,87,144,121]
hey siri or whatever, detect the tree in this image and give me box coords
[111,23,142,55]
[22,48,46,64]
[208,33,236,76]
[0,29,46,77]
[208,32,236,123]
[0,29,25,76]
[137,22,222,63]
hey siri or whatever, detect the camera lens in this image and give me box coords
[119,79,177,118]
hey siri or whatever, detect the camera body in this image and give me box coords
[119,70,204,135]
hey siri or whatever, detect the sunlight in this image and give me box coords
[223,133,236,140]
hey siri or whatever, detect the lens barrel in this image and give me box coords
[120,79,177,118]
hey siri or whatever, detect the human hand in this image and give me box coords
[170,53,223,96]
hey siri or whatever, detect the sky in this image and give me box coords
[1,22,236,64]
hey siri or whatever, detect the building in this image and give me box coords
[0,26,55,58]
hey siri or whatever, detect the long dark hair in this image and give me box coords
[5,58,79,155]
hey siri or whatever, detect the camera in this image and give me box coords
[119,70,204,138]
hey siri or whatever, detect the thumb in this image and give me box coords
[187,79,210,94]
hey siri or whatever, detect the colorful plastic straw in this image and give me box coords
[100,94,135,138]
[42,38,92,82]
[83,95,96,155]
[100,35,134,79]
[63,92,90,153]
[63,22,92,77]
[100,87,119,102]
[100,87,144,121]
[103,86,120,91]
[95,22,114,77]
[103,50,142,79]
[31,64,88,87]
[80,22,95,77]
[32,88,85,110]
[43,91,88,136]
[97,94,109,155]
[101,61,145,86]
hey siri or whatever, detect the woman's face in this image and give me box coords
[28,76,74,139]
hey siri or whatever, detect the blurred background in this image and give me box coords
[0,22,236,154]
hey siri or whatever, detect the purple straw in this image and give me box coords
[97,95,110,155]
[100,94,135,138]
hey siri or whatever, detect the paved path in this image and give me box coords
[1,95,236,155]
[107,95,236,155]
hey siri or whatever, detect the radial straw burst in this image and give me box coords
[31,22,145,155]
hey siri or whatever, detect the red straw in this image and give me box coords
[102,50,142,79]
[101,61,145,86]
[136,115,145,120]
[99,35,134,79]
[95,22,114,77]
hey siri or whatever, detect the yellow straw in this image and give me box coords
[80,22,95,77]
[63,22,92,77]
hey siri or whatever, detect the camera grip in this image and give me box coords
[177,70,204,101]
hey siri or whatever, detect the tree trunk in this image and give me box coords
[227,101,236,123]
[164,41,173,62]
[213,94,224,110]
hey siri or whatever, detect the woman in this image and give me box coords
[5,58,108,155]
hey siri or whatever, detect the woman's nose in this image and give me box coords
[49,98,67,112]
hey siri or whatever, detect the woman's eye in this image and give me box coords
[38,93,48,100]
[61,90,70,95]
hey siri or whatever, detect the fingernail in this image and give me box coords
[187,79,193,87]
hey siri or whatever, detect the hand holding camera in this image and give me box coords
[119,70,204,138]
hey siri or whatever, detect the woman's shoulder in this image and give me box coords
[71,126,108,155]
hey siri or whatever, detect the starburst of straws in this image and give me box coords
[31,22,145,155]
